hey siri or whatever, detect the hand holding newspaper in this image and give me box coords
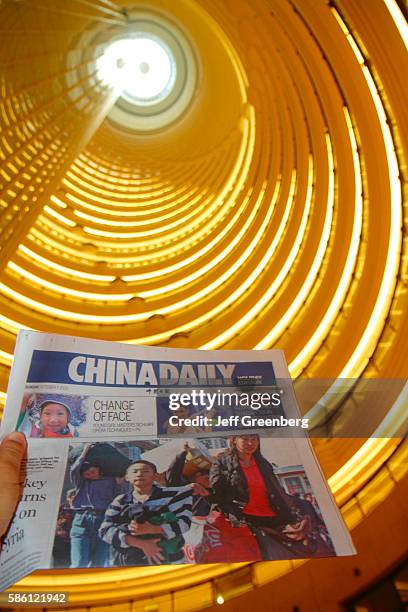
[0,331,355,591]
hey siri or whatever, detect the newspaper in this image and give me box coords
[0,331,355,591]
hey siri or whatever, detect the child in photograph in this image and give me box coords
[69,443,128,568]
[19,394,86,437]
[38,401,73,438]
[99,460,193,566]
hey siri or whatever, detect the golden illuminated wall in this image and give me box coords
[0,0,407,609]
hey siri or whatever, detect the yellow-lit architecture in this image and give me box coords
[0,0,407,609]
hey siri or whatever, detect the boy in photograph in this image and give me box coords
[99,460,193,566]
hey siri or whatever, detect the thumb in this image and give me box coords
[0,432,27,538]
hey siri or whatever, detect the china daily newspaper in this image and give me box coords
[0,331,355,591]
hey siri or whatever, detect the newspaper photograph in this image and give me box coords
[0,331,355,591]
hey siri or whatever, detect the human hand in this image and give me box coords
[124,534,164,564]
[129,520,163,536]
[190,482,209,497]
[137,538,165,565]
[0,433,27,538]
[282,518,310,541]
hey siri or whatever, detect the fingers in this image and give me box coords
[153,545,164,560]
[143,539,165,564]
[146,554,163,564]
[146,550,165,564]
[128,520,139,535]
[191,483,207,496]
[0,433,26,477]
[149,554,164,564]
[0,433,27,538]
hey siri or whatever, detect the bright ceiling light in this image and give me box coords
[96,37,176,104]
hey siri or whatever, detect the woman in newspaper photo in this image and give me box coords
[163,443,262,563]
[98,460,193,566]
[209,434,335,560]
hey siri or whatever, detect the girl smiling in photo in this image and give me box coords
[38,401,73,438]
[18,394,87,438]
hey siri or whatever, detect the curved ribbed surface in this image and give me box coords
[0,0,407,608]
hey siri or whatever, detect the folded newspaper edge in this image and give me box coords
[0,331,356,591]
